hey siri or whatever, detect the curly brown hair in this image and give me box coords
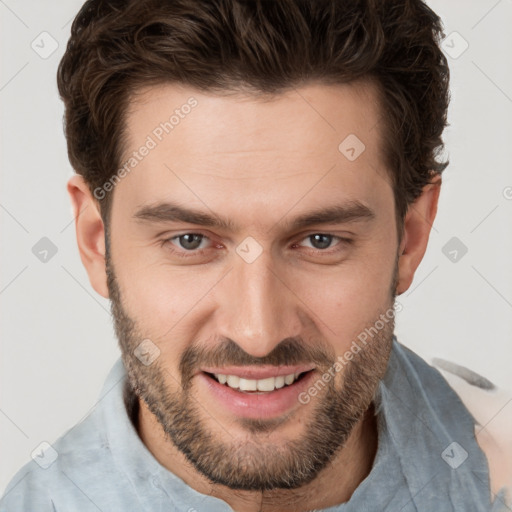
[57,0,450,238]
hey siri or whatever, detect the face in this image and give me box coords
[105,81,400,490]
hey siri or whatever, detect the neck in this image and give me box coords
[137,402,378,512]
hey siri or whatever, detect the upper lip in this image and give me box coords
[200,365,315,380]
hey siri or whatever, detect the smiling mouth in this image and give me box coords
[203,370,312,393]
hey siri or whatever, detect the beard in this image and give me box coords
[105,246,398,491]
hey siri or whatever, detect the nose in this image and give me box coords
[216,246,303,358]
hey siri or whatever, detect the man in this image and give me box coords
[1,0,510,510]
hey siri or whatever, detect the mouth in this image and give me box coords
[197,367,317,419]
[204,370,311,393]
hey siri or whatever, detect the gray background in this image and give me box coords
[1,0,511,494]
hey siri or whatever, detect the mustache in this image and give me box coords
[179,337,335,384]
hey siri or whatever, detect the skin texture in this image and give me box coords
[67,81,441,512]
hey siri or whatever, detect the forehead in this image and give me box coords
[124,80,384,159]
[115,80,392,227]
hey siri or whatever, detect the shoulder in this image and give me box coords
[0,464,54,512]
[432,357,512,506]
[0,406,114,511]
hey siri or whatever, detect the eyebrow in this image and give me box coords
[133,200,376,232]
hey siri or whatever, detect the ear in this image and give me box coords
[396,174,441,295]
[67,175,109,299]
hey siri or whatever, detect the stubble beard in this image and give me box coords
[105,249,398,491]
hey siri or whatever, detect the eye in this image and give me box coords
[169,233,210,251]
[297,234,347,251]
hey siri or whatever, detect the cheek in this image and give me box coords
[110,230,199,325]
[294,254,395,351]
[115,257,222,350]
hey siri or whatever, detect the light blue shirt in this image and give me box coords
[1,338,508,511]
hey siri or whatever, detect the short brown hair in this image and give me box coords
[57,0,450,237]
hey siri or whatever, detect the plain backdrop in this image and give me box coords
[1,0,511,495]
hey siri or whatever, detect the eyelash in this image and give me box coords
[160,233,353,259]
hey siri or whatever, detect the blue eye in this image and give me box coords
[306,234,335,250]
[172,233,206,251]
[299,234,348,251]
[160,232,352,261]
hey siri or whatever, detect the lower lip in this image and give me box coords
[197,370,316,419]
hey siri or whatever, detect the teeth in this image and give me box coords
[213,372,302,392]
[284,374,295,385]
[239,378,257,391]
[226,375,239,388]
[256,377,274,392]
[274,376,285,389]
